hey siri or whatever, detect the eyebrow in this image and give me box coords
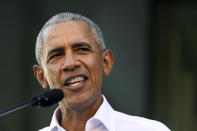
[72,42,92,49]
[46,42,92,59]
[47,47,64,58]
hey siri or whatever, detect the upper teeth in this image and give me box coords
[67,76,85,84]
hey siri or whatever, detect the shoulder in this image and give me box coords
[113,110,170,131]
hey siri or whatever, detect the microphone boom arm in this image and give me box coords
[0,101,36,117]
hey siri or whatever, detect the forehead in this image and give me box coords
[42,20,95,46]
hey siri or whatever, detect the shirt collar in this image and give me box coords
[90,95,115,131]
[49,107,65,130]
[48,95,114,131]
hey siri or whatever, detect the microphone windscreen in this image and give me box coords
[32,89,64,107]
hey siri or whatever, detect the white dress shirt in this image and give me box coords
[39,96,170,131]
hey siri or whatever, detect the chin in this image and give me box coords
[65,95,96,110]
[67,101,91,110]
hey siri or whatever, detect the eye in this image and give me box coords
[77,47,91,53]
[48,52,63,62]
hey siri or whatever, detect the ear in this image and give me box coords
[33,65,48,89]
[102,49,114,75]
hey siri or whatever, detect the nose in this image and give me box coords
[61,51,80,72]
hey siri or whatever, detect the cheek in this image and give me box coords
[44,65,62,89]
[85,55,103,86]
[83,54,103,72]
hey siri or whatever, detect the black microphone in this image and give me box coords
[0,89,64,117]
[32,89,64,107]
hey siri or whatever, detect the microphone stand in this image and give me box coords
[0,101,37,117]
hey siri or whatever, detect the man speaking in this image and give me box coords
[33,12,170,131]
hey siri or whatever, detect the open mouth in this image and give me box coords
[64,75,88,88]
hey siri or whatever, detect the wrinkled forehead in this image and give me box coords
[42,20,93,43]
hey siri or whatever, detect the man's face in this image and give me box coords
[34,21,113,110]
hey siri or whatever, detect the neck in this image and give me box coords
[60,95,103,131]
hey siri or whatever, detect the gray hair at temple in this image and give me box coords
[35,12,106,65]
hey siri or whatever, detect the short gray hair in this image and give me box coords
[35,12,105,65]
